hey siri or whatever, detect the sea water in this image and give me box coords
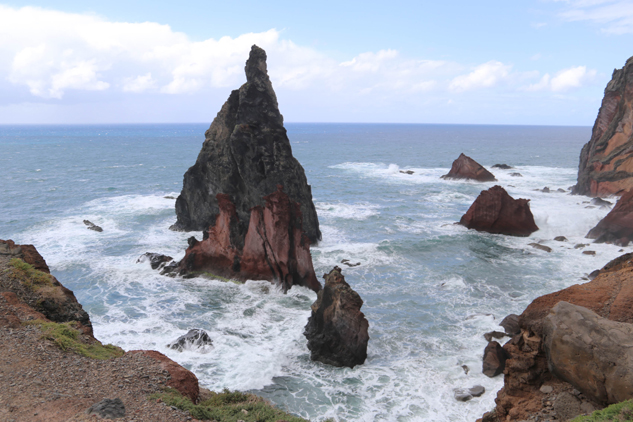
[0,123,625,421]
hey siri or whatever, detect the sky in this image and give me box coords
[0,0,632,125]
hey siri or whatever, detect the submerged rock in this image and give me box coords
[137,253,173,270]
[454,386,485,402]
[591,197,613,207]
[492,164,513,169]
[554,236,568,242]
[83,220,103,232]
[529,243,552,253]
[586,189,633,243]
[399,170,414,175]
[460,186,539,236]
[170,45,320,245]
[168,329,213,352]
[575,56,633,197]
[441,153,496,182]
[509,172,523,177]
[304,267,369,368]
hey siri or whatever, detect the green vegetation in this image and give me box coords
[7,258,52,291]
[150,387,308,422]
[26,320,124,360]
[572,400,633,422]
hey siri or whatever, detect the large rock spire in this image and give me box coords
[171,45,321,245]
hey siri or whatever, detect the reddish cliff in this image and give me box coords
[586,189,633,244]
[574,56,633,197]
[179,186,321,292]
[460,186,539,236]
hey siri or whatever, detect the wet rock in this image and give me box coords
[582,250,596,256]
[137,253,173,270]
[170,45,320,245]
[541,187,550,193]
[441,153,496,182]
[178,187,321,292]
[86,398,125,419]
[164,196,176,199]
[544,302,633,404]
[591,198,612,207]
[500,314,520,336]
[554,236,568,242]
[455,386,485,402]
[83,220,103,232]
[574,56,633,196]
[399,170,414,175]
[557,188,566,193]
[304,267,369,368]
[341,259,361,267]
[492,164,513,169]
[588,269,601,279]
[460,186,538,236]
[510,172,523,177]
[587,190,633,244]
[483,341,509,377]
[484,331,507,342]
[574,243,588,249]
[168,329,213,352]
[529,243,552,253]
[461,364,470,374]
[469,385,486,397]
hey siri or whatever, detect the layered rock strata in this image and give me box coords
[178,186,321,292]
[442,153,496,182]
[586,189,633,244]
[304,267,369,368]
[171,45,321,245]
[574,56,633,197]
[480,253,633,421]
[460,186,539,236]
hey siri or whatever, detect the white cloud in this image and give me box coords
[525,65,597,91]
[123,73,156,93]
[449,61,512,92]
[553,0,633,34]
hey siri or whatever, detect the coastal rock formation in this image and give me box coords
[0,239,92,335]
[137,252,173,270]
[304,267,369,368]
[586,189,633,244]
[574,56,633,197]
[129,350,200,402]
[460,186,539,236]
[543,301,633,404]
[167,329,213,352]
[442,153,496,182]
[483,341,509,377]
[170,45,321,245]
[178,186,321,292]
[480,252,633,421]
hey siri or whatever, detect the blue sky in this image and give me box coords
[1,0,632,124]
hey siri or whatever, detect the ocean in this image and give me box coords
[0,123,625,421]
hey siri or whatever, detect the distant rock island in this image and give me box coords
[442,153,496,182]
[575,56,633,197]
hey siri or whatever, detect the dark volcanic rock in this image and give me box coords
[170,45,321,245]
[87,398,125,419]
[168,329,213,352]
[441,153,496,182]
[492,164,513,169]
[460,186,539,236]
[179,186,321,292]
[482,341,509,377]
[499,314,520,336]
[83,220,103,232]
[574,56,633,197]
[137,252,173,270]
[529,243,552,253]
[304,267,369,368]
[586,189,633,243]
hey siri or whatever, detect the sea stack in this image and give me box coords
[170,45,321,245]
[171,46,321,292]
[441,153,496,182]
[574,56,633,197]
[460,186,538,236]
[304,267,369,368]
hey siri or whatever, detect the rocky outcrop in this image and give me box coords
[481,252,633,421]
[167,329,213,352]
[178,186,321,292]
[586,189,633,244]
[170,45,321,245]
[137,252,173,270]
[460,186,539,236]
[483,341,509,377]
[574,56,633,197]
[0,239,92,335]
[442,153,496,182]
[543,301,633,405]
[303,267,369,368]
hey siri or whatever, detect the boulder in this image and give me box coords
[591,197,613,207]
[574,55,633,197]
[441,153,496,182]
[137,253,173,270]
[554,236,568,242]
[460,186,539,236]
[454,386,485,402]
[178,186,321,292]
[303,267,369,368]
[529,243,552,253]
[170,45,321,245]
[484,331,507,342]
[499,314,520,336]
[83,220,103,232]
[168,329,213,352]
[543,301,633,404]
[482,341,509,377]
[586,189,633,243]
[492,164,513,169]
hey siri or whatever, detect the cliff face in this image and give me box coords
[179,186,322,293]
[171,45,321,245]
[586,189,633,244]
[574,56,633,197]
